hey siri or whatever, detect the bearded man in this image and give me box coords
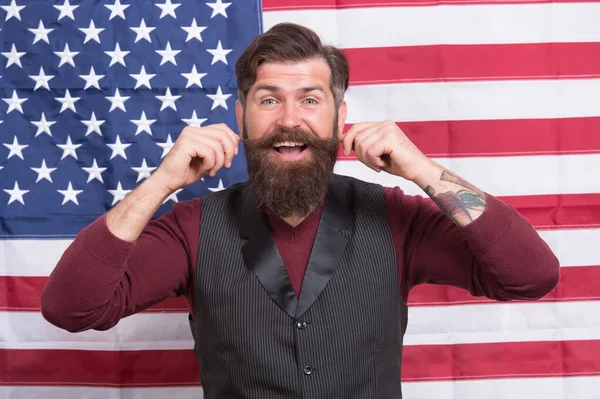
[41,22,559,398]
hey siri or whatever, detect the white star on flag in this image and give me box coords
[107,88,130,112]
[107,136,131,160]
[105,0,130,20]
[131,111,156,135]
[4,181,29,205]
[55,43,79,67]
[181,65,206,88]
[163,188,183,204]
[82,159,107,183]
[57,136,82,160]
[156,42,181,66]
[79,66,105,90]
[1,0,25,22]
[207,86,231,110]
[82,112,105,136]
[56,89,80,113]
[79,20,104,44]
[130,65,156,89]
[108,182,132,205]
[54,0,79,20]
[29,20,53,44]
[32,113,56,137]
[3,136,28,160]
[183,110,207,127]
[3,90,28,114]
[157,134,175,158]
[29,67,55,91]
[2,44,26,68]
[182,18,206,42]
[156,88,181,111]
[208,179,226,192]
[31,160,57,183]
[206,0,231,18]
[131,19,155,43]
[105,43,130,67]
[57,182,83,205]
[156,0,180,19]
[206,40,232,65]
[132,159,157,182]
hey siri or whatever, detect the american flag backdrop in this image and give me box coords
[1,0,599,398]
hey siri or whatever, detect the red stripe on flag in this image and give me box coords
[338,118,600,158]
[3,340,600,386]
[4,265,600,312]
[345,43,600,85]
[408,265,600,306]
[498,193,600,230]
[263,0,592,11]
[402,340,600,381]
[0,349,199,387]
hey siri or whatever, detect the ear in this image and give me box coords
[235,99,244,138]
[337,100,347,134]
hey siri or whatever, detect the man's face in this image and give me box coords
[236,59,347,218]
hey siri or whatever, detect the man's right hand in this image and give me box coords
[105,123,240,242]
[152,124,240,193]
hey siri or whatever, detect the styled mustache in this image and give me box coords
[242,128,334,149]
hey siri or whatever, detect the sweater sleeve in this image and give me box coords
[40,199,201,333]
[384,186,560,303]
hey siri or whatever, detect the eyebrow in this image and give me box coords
[253,85,326,94]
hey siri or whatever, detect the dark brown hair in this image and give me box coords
[235,22,349,108]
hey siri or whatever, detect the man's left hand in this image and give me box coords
[340,121,432,182]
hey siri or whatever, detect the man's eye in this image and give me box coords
[262,99,276,104]
[304,98,317,104]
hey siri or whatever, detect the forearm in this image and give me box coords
[411,159,487,227]
[106,171,172,242]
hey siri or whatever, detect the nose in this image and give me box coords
[277,101,302,130]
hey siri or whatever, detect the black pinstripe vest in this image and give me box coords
[189,174,408,398]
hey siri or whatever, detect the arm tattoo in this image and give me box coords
[424,171,486,223]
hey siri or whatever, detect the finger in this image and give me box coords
[215,123,241,156]
[352,123,382,160]
[184,124,239,160]
[187,138,216,175]
[194,136,225,177]
[365,139,391,170]
[184,125,235,171]
[355,131,387,171]
[340,121,374,142]
[202,129,236,168]
[342,122,376,156]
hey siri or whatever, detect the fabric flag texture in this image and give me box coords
[1,0,599,398]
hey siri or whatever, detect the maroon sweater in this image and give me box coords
[41,187,560,333]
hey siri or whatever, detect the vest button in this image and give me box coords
[303,366,313,375]
[296,320,307,330]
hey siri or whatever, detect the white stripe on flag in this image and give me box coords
[404,300,600,345]
[344,79,600,123]
[402,376,600,399]
[1,239,72,276]
[0,227,598,277]
[334,154,600,196]
[2,376,600,399]
[0,312,194,351]
[3,300,600,350]
[263,3,600,48]
[0,386,203,399]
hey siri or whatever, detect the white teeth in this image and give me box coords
[273,141,305,148]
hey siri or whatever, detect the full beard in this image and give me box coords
[243,119,339,219]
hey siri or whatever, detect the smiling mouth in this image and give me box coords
[273,141,308,157]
